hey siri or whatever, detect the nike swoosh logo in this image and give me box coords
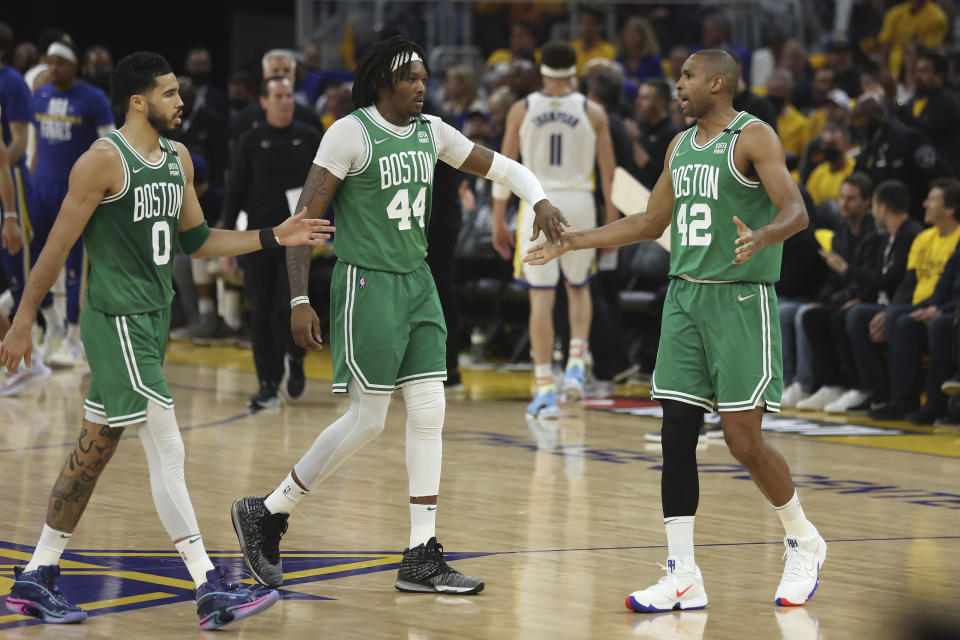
[676,585,693,597]
[132,167,144,173]
[426,506,438,511]
[737,293,757,302]
[373,138,387,144]
[59,534,71,539]
[188,536,202,544]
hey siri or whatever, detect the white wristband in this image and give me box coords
[2,212,18,220]
[290,296,310,309]
[485,151,547,207]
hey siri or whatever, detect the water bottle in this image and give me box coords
[470,327,486,365]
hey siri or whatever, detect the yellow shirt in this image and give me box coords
[777,104,810,157]
[878,1,947,76]
[907,224,960,303]
[571,39,616,75]
[486,48,541,67]
[805,156,857,206]
[806,106,827,144]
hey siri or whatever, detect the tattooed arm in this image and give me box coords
[289,164,342,350]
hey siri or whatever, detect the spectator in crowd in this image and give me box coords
[823,33,862,98]
[806,123,857,208]
[12,43,38,77]
[616,16,664,85]
[877,0,947,77]
[870,178,960,421]
[232,50,323,138]
[799,88,852,184]
[666,45,690,90]
[486,21,539,70]
[798,66,837,141]
[852,93,951,220]
[486,85,517,150]
[900,48,960,173]
[22,29,71,93]
[223,76,322,409]
[318,83,352,132]
[628,77,678,191]
[766,69,809,159]
[844,179,923,413]
[172,75,229,186]
[81,45,112,95]
[692,12,751,80]
[794,172,882,411]
[780,39,812,93]
[184,46,229,117]
[571,7,616,75]
[442,65,486,130]
[502,55,540,98]
[294,43,326,107]
[749,26,787,91]
[729,50,777,131]
[227,70,258,125]
[896,40,921,106]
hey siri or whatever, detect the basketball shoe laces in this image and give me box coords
[653,560,683,588]
[780,543,809,582]
[260,515,289,565]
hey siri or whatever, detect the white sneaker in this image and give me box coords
[775,528,827,606]
[795,386,845,411]
[780,383,810,409]
[823,388,871,413]
[47,335,85,369]
[0,361,52,397]
[625,556,708,613]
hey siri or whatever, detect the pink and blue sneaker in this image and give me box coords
[196,564,280,630]
[5,565,88,623]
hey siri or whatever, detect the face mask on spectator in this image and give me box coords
[89,65,111,92]
[190,70,211,85]
[768,96,786,112]
[822,146,842,162]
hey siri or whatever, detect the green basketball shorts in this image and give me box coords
[81,305,173,427]
[330,260,447,394]
[651,278,782,413]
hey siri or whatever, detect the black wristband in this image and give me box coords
[259,227,280,249]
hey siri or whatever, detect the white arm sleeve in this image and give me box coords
[312,116,367,179]
[427,114,474,168]
[485,152,547,207]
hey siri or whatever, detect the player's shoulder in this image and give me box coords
[325,112,365,135]
[736,115,780,148]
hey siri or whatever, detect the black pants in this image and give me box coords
[802,305,858,388]
[589,269,623,381]
[243,248,304,389]
[426,221,461,384]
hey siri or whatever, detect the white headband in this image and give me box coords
[47,42,77,64]
[540,64,576,78]
[390,51,423,72]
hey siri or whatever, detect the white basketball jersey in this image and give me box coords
[518,91,597,192]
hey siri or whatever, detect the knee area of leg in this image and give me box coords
[143,404,186,463]
[403,381,445,437]
[723,431,759,463]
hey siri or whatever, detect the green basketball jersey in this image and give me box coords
[667,112,782,283]
[332,108,437,274]
[83,131,185,315]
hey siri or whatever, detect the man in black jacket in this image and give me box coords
[794,172,882,411]
[630,78,679,191]
[223,76,323,409]
[899,48,960,174]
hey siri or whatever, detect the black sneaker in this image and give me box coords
[868,400,918,421]
[231,496,289,587]
[906,402,947,425]
[846,394,884,414]
[248,383,281,412]
[395,537,484,594]
[941,374,960,396]
[192,317,240,346]
[283,354,306,400]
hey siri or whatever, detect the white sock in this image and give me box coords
[664,516,695,564]
[773,491,815,539]
[67,323,81,342]
[264,472,308,515]
[534,363,554,393]
[409,503,437,548]
[567,338,588,370]
[25,524,71,571]
[175,535,216,588]
[197,298,214,315]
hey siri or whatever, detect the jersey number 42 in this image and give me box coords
[676,203,712,247]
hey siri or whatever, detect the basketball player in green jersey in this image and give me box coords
[0,52,333,629]
[526,49,827,610]
[232,36,566,594]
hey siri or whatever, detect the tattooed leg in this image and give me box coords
[46,419,126,533]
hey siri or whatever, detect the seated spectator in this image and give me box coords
[806,123,857,209]
[877,0,947,77]
[502,55,540,99]
[852,94,951,220]
[765,69,809,159]
[442,65,486,130]
[870,178,960,422]
[318,83,352,133]
[486,21,540,70]
[616,16,664,85]
[840,180,924,413]
[629,77,678,190]
[780,39,812,97]
[899,48,960,173]
[571,7,616,75]
[793,173,882,411]
[749,26,787,91]
[729,50,777,131]
[822,33,861,98]
[665,45,690,93]
[691,12,751,81]
[798,66,838,141]
[799,88,852,184]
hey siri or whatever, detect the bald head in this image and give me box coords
[691,49,738,96]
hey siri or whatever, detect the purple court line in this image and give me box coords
[0,412,251,455]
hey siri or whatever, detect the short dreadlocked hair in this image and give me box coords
[352,35,430,110]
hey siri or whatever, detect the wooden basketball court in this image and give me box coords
[0,344,958,639]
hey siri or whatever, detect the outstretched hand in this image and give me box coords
[531,200,570,246]
[732,216,762,264]
[275,208,336,247]
[524,234,574,266]
[0,322,32,373]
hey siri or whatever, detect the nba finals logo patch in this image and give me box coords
[713,142,727,155]
[359,277,366,290]
[418,130,429,144]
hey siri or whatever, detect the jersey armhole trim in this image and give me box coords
[99,137,130,204]
[346,114,372,176]
[166,138,187,189]
[727,118,761,188]
[667,127,692,170]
